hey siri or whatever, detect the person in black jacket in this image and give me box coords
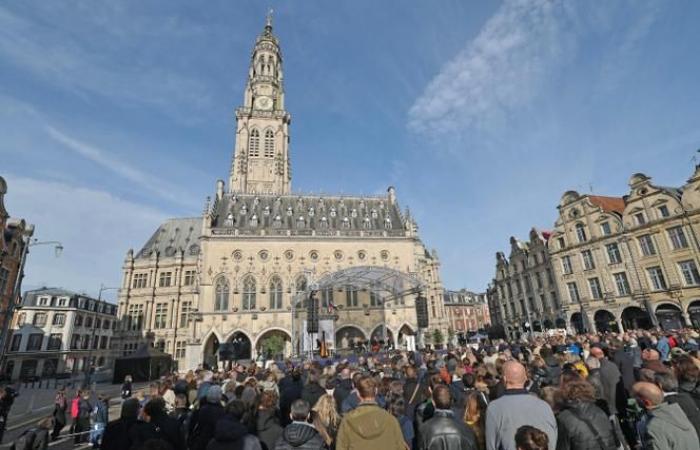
[417,385,476,450]
[207,401,262,450]
[274,400,324,450]
[301,371,325,411]
[654,370,700,442]
[555,379,618,450]
[256,391,283,450]
[129,398,184,450]
[279,369,303,426]
[189,386,225,450]
[333,368,352,414]
[102,398,139,450]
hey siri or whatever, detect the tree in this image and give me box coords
[259,334,285,359]
[432,329,444,348]
[447,327,455,345]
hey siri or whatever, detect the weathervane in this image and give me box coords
[266,7,273,28]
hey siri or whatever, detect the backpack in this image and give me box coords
[13,428,36,450]
[70,397,80,419]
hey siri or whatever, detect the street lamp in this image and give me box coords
[0,237,64,373]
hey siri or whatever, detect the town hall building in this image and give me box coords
[116,15,447,369]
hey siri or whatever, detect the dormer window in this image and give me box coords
[249,214,258,227]
[371,209,378,219]
[297,216,306,228]
[384,217,392,230]
[263,206,271,215]
[363,216,371,229]
[351,209,357,218]
[308,207,315,217]
[225,213,234,227]
[342,217,350,229]
[575,223,587,243]
[319,217,329,229]
[273,215,282,228]
[286,206,294,216]
[330,208,337,218]
[239,205,247,215]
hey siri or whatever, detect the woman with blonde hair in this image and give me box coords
[311,394,340,449]
[463,391,486,450]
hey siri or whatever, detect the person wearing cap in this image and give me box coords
[102,398,139,450]
[188,385,225,450]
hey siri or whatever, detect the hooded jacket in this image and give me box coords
[274,422,324,450]
[335,403,406,450]
[206,417,261,450]
[256,409,283,450]
[644,402,700,450]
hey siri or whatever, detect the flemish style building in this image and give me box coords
[550,168,700,333]
[488,228,563,338]
[117,15,447,369]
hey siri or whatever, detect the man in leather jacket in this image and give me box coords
[418,384,476,450]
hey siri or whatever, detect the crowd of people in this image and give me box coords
[14,327,700,450]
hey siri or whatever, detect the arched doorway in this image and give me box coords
[621,306,652,330]
[255,329,291,360]
[594,310,618,333]
[570,312,585,334]
[370,325,394,347]
[397,324,416,350]
[203,333,220,369]
[335,326,366,350]
[688,300,700,329]
[656,303,684,331]
[228,331,252,361]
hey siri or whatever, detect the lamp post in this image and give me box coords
[83,284,118,387]
[0,237,63,373]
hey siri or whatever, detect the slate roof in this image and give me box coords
[209,193,405,238]
[136,217,202,260]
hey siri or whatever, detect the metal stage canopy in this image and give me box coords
[304,265,425,301]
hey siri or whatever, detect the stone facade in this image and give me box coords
[488,229,563,338]
[116,16,447,370]
[443,289,490,340]
[6,288,117,380]
[0,176,34,356]
[550,167,700,333]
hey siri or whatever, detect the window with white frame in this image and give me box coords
[175,341,186,359]
[159,271,172,287]
[581,250,595,271]
[567,282,580,303]
[52,313,65,327]
[263,129,274,158]
[606,243,622,264]
[575,223,587,243]
[132,273,148,288]
[33,313,47,327]
[242,275,256,310]
[588,278,603,299]
[646,266,667,291]
[668,226,689,250]
[613,272,631,296]
[269,276,283,310]
[38,296,49,306]
[345,285,358,307]
[634,212,646,226]
[154,303,168,329]
[638,234,656,256]
[127,304,144,331]
[215,277,230,311]
[249,129,260,157]
[183,270,196,286]
[678,260,700,286]
[321,287,333,308]
[180,301,191,328]
[370,290,382,307]
[600,222,612,236]
[561,256,573,275]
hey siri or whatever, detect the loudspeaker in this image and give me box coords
[307,291,319,334]
[415,295,429,328]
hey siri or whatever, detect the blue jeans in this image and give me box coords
[90,422,105,447]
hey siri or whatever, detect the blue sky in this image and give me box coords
[2,1,700,301]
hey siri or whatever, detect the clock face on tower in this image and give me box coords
[254,96,273,111]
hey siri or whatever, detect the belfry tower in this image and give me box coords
[229,12,291,194]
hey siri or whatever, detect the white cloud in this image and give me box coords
[409,0,572,135]
[408,0,661,136]
[45,125,200,209]
[2,175,168,299]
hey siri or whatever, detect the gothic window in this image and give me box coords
[242,275,257,310]
[264,130,275,158]
[215,277,230,311]
[295,275,308,293]
[249,129,260,157]
[269,276,283,310]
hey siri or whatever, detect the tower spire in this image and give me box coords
[265,8,273,31]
